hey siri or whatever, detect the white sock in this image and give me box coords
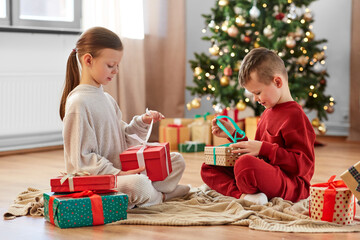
[243,192,268,205]
[164,184,190,201]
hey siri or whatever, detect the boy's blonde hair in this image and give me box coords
[238,47,287,87]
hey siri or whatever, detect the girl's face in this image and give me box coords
[87,48,123,87]
[244,71,282,109]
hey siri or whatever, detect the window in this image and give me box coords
[0,0,81,33]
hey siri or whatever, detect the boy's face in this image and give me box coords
[244,71,282,109]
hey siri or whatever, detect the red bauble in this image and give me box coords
[275,13,285,20]
[224,66,233,76]
[244,36,251,43]
[320,79,326,85]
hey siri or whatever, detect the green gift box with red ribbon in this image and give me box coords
[44,191,128,228]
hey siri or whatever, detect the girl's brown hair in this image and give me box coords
[59,27,123,120]
[238,47,287,87]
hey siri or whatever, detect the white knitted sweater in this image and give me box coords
[63,84,149,175]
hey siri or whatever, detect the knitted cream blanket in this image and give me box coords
[4,185,360,233]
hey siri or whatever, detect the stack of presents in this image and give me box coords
[44,109,360,228]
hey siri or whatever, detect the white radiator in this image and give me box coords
[0,72,64,151]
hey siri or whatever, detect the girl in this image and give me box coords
[59,27,190,208]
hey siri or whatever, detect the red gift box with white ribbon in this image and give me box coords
[51,174,117,192]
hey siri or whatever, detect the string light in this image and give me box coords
[323,106,328,110]
[203,87,207,91]
[287,19,292,24]
[300,19,305,24]
[245,49,249,53]
[202,29,207,33]
[320,60,325,64]
[299,67,304,71]
[310,85,315,90]
[197,76,202,80]
[206,96,211,100]
[313,93,318,98]
[251,23,255,27]
[208,84,212,88]
[245,98,250,102]
[230,52,235,57]
[262,3,267,8]
[323,46,328,50]
[304,38,309,42]
[290,50,294,54]
[205,72,210,77]
[210,65,215,69]
[211,87,215,91]
[329,97,334,101]
[329,102,334,106]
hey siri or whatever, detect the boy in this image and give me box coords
[201,47,315,205]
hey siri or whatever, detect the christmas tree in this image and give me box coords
[187,0,334,133]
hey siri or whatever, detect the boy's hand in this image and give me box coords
[230,140,262,156]
[142,110,165,124]
[118,166,146,176]
[211,118,235,138]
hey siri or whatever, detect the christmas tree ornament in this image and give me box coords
[220,76,230,86]
[194,66,203,76]
[297,55,309,66]
[313,62,326,73]
[234,6,242,15]
[318,123,327,135]
[221,21,229,32]
[235,15,246,27]
[287,3,297,20]
[275,12,285,20]
[304,12,313,21]
[227,25,239,38]
[286,37,296,48]
[208,20,216,28]
[325,105,334,113]
[224,66,233,76]
[306,31,315,40]
[213,103,225,113]
[218,0,229,7]
[236,100,247,111]
[311,118,320,127]
[191,98,201,109]
[209,45,220,55]
[254,41,260,48]
[249,1,261,19]
[320,78,326,85]
[294,27,304,40]
[314,52,325,60]
[234,60,242,72]
[244,35,252,43]
[186,102,192,111]
[263,25,273,38]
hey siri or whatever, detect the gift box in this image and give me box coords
[51,174,117,193]
[178,141,206,153]
[340,161,360,203]
[190,118,212,145]
[44,191,128,228]
[245,117,260,140]
[119,142,172,181]
[159,122,191,151]
[309,176,356,225]
[204,146,241,166]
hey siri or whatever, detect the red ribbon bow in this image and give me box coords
[311,175,349,222]
[48,190,117,226]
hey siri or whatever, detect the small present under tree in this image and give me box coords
[187,0,334,133]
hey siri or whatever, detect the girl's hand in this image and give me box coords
[118,166,146,176]
[211,118,235,138]
[142,110,165,124]
[230,140,262,157]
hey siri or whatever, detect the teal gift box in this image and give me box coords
[44,191,128,228]
[178,141,206,152]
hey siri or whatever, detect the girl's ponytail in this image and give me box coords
[59,49,80,120]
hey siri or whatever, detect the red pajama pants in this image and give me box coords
[200,155,310,202]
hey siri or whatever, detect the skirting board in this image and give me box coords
[0,131,63,152]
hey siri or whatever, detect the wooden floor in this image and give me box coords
[1,136,360,239]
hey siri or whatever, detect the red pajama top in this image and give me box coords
[255,101,316,187]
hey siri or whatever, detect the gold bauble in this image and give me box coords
[227,25,239,37]
[297,55,309,66]
[191,98,201,109]
[194,66,203,77]
[186,102,192,111]
[218,0,229,7]
[220,76,230,86]
[236,100,246,111]
[234,60,242,72]
[311,117,320,127]
[318,123,327,135]
[221,21,229,32]
[235,15,246,27]
[304,12,313,21]
[254,41,260,48]
[209,45,220,56]
[306,31,315,40]
[314,52,325,60]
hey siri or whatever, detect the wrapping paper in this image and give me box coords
[204,146,241,166]
[50,175,117,192]
[340,161,360,203]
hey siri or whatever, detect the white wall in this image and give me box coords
[0,32,79,150]
[185,0,352,136]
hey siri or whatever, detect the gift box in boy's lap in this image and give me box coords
[44,191,128,228]
[159,118,192,151]
[204,146,241,166]
[340,161,360,204]
[309,176,356,225]
[50,174,117,192]
[119,142,172,181]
